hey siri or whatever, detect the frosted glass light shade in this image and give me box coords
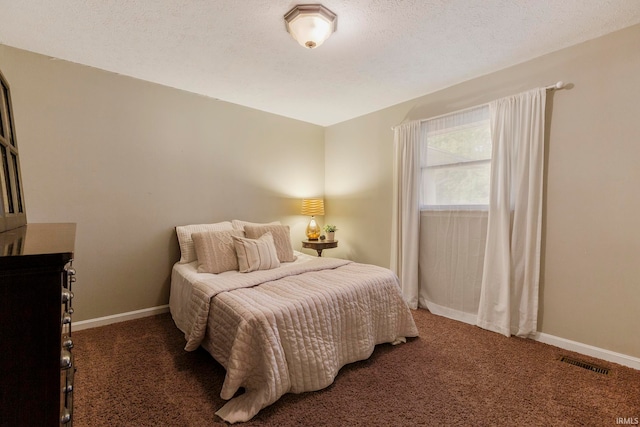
[284,4,337,49]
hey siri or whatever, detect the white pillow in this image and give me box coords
[231,219,281,231]
[244,224,296,263]
[175,221,233,264]
[233,232,280,273]
[192,229,245,274]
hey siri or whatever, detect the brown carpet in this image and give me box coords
[73,309,640,426]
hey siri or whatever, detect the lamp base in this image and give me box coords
[305,216,321,240]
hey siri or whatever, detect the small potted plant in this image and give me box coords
[323,224,337,241]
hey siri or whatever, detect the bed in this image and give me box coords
[169,220,418,423]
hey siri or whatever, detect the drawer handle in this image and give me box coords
[60,350,72,369]
[61,312,72,325]
[60,408,72,424]
[61,289,74,303]
[62,337,74,350]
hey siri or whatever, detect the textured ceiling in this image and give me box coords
[1,1,639,126]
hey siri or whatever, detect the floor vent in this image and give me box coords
[559,356,609,375]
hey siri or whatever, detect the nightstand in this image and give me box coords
[302,240,338,257]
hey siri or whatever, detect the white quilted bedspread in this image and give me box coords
[181,257,418,423]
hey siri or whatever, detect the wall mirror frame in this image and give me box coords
[0,69,27,233]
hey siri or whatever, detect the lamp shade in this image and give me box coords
[301,198,325,216]
[284,4,337,49]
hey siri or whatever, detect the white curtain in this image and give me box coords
[476,88,546,338]
[391,121,421,308]
[417,104,491,323]
[419,209,488,324]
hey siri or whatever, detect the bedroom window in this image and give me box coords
[0,69,26,233]
[420,104,491,209]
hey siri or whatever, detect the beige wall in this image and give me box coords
[2,24,638,358]
[325,25,640,358]
[0,45,325,321]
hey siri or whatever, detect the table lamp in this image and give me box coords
[301,198,325,240]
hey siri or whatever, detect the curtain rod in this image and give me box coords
[392,81,566,130]
[545,81,565,90]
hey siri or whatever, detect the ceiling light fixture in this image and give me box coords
[284,4,337,49]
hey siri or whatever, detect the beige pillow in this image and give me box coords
[244,224,296,262]
[192,230,245,274]
[233,232,280,273]
[176,221,233,263]
[231,219,281,231]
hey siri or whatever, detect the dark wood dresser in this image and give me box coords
[0,223,77,426]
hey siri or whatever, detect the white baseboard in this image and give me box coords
[534,332,640,371]
[418,303,640,371]
[419,300,478,326]
[74,305,170,331]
